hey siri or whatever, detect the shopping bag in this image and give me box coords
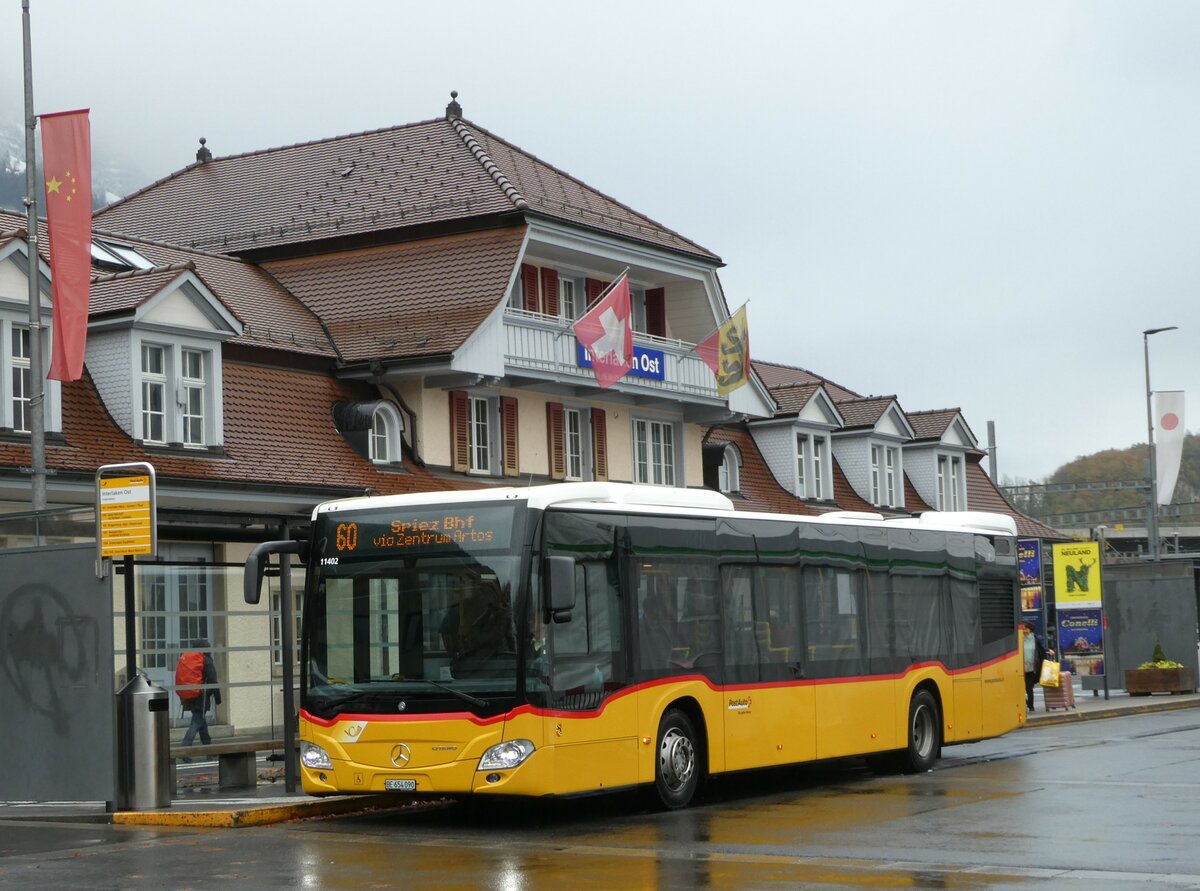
[1039,660,1061,688]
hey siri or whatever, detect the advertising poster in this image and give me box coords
[1018,539,1043,632]
[1018,539,1041,586]
[1052,542,1102,609]
[1057,608,1105,677]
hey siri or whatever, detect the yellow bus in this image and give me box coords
[245,482,1025,808]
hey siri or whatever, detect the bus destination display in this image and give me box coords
[319,505,515,559]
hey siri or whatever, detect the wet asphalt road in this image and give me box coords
[3,710,1200,889]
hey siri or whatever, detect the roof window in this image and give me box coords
[91,239,154,271]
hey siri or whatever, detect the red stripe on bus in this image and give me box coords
[301,648,1018,727]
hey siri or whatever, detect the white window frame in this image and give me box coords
[633,417,677,487]
[813,437,826,500]
[937,453,965,511]
[10,325,29,434]
[559,274,583,321]
[468,395,493,474]
[0,315,60,434]
[369,402,404,464]
[180,348,206,447]
[132,334,223,447]
[141,343,167,444]
[796,432,831,500]
[718,444,740,493]
[564,407,583,481]
[796,434,808,498]
[630,284,647,333]
[870,442,901,508]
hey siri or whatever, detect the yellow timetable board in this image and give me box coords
[99,474,153,556]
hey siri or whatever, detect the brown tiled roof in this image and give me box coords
[769,382,821,416]
[95,116,718,262]
[907,408,979,447]
[906,408,959,442]
[965,455,1064,540]
[753,360,861,401]
[0,209,335,358]
[90,264,221,318]
[835,396,898,430]
[263,227,526,362]
[0,361,463,499]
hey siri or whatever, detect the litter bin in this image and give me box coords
[115,672,171,810]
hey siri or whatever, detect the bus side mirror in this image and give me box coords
[244,539,305,605]
[546,555,576,622]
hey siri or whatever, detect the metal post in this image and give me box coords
[1143,326,1178,561]
[22,0,47,512]
[280,521,297,793]
[124,554,137,681]
[987,420,997,480]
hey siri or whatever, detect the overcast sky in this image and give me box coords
[4,1,1198,483]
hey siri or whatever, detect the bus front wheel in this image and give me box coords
[903,689,940,773]
[654,709,700,809]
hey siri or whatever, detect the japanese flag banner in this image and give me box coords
[572,273,632,389]
[1155,390,1185,506]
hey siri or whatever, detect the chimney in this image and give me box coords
[196,138,212,163]
[445,90,462,121]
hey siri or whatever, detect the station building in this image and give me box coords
[0,94,1056,737]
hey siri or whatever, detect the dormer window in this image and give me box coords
[136,339,217,448]
[870,443,901,508]
[937,454,965,511]
[369,403,404,464]
[140,344,167,443]
[796,432,831,500]
[718,444,741,494]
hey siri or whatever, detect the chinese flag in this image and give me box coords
[696,304,750,395]
[41,109,92,382]
[572,274,633,389]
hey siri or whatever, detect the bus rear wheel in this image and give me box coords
[654,709,700,809]
[903,689,940,773]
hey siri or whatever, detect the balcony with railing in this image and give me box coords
[503,308,720,401]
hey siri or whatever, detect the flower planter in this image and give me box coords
[1124,667,1195,696]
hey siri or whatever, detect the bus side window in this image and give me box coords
[803,566,865,677]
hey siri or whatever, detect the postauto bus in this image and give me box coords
[245,482,1024,808]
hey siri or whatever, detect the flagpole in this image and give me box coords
[22,0,48,511]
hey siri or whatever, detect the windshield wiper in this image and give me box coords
[409,678,489,709]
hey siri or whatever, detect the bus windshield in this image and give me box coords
[303,502,526,720]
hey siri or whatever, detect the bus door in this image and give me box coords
[947,541,983,741]
[721,564,814,770]
[804,564,881,759]
[541,513,637,794]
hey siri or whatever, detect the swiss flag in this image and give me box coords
[573,274,632,389]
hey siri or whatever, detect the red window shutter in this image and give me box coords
[541,268,560,317]
[645,287,665,337]
[501,396,519,478]
[450,391,469,473]
[546,402,565,481]
[522,264,540,313]
[585,278,609,309]
[591,408,608,481]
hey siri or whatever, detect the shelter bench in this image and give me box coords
[169,738,284,791]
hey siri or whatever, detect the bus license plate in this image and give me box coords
[385,779,417,792]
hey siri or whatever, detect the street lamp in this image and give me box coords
[1143,325,1178,560]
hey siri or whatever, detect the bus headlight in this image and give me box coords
[477,739,535,771]
[300,741,333,770]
